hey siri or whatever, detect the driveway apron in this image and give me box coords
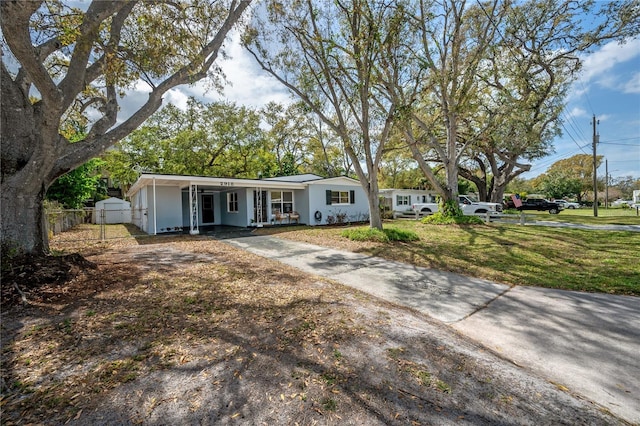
[223,235,640,424]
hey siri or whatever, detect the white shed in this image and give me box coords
[93,197,132,224]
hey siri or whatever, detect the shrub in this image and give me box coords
[439,199,463,217]
[341,227,420,242]
[383,227,420,241]
[335,211,348,224]
[422,212,483,225]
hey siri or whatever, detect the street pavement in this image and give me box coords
[223,234,640,424]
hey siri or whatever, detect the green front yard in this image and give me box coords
[260,218,640,296]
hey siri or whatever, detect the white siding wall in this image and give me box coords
[131,187,148,232]
[307,183,369,225]
[147,185,182,233]
[219,190,249,227]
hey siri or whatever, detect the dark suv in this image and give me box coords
[505,198,563,214]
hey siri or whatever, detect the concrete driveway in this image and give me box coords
[223,235,640,424]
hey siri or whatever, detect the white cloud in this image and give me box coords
[622,72,640,94]
[116,81,152,124]
[568,106,588,119]
[212,32,292,108]
[580,39,640,84]
[114,31,292,118]
[164,89,190,110]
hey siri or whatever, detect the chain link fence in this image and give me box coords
[46,208,148,242]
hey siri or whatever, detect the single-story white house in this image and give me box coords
[92,197,132,224]
[379,188,438,214]
[126,173,370,234]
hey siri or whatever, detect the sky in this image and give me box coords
[57,1,640,183]
[141,32,639,182]
[521,38,640,182]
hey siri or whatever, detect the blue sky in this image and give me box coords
[156,34,640,181]
[9,2,638,181]
[522,39,640,181]
[102,11,639,183]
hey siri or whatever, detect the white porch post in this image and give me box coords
[255,187,263,225]
[152,177,157,235]
[189,183,199,235]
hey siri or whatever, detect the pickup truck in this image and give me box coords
[411,195,503,216]
[505,198,563,214]
[554,200,580,209]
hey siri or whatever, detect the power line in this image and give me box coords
[526,144,591,174]
[561,109,588,142]
[606,159,640,163]
[578,80,596,116]
[599,142,640,146]
[560,111,589,154]
[599,137,640,143]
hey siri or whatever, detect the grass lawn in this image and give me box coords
[259,220,640,296]
[520,206,640,225]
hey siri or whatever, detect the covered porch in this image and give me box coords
[127,174,306,235]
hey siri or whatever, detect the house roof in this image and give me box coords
[305,176,361,186]
[263,174,324,182]
[379,188,436,194]
[95,197,130,207]
[126,173,361,197]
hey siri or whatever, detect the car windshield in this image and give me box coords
[464,195,479,202]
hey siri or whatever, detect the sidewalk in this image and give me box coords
[223,235,640,424]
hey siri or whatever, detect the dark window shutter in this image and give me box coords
[350,190,355,204]
[326,190,332,205]
[409,195,412,204]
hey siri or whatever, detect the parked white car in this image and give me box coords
[555,200,580,209]
[612,199,633,207]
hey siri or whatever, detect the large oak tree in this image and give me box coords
[461,0,640,203]
[386,0,637,210]
[244,0,411,230]
[1,0,251,257]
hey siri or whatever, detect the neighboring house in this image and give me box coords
[379,188,438,215]
[126,173,369,234]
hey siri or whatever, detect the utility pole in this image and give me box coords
[592,115,599,217]
[605,159,608,209]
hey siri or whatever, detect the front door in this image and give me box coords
[202,194,214,223]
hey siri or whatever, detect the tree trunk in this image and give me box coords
[1,66,59,258]
[366,180,383,230]
[1,174,49,257]
[443,111,459,203]
[490,181,509,204]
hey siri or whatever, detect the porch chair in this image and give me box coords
[273,209,286,224]
[289,211,300,224]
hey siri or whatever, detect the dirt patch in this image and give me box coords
[1,234,623,425]
[2,253,97,306]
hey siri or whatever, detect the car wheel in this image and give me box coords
[549,208,559,214]
[475,209,487,214]
[569,206,576,209]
